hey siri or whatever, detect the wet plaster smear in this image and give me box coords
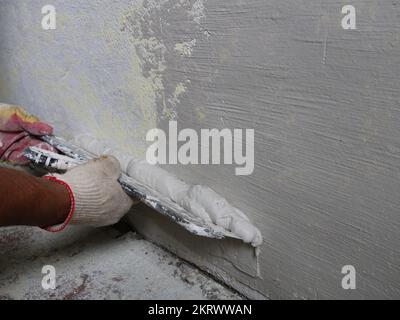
[74,134,263,248]
[1,0,400,299]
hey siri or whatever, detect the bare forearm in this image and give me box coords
[0,168,69,227]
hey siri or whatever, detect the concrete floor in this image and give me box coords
[0,224,242,300]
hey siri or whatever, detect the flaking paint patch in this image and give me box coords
[174,40,197,57]
[189,0,205,24]
[195,106,206,121]
[119,0,206,121]
[168,82,187,110]
[120,0,173,120]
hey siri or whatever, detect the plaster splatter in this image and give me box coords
[74,134,263,247]
[174,40,197,57]
[120,0,179,120]
[167,82,187,110]
[189,0,205,24]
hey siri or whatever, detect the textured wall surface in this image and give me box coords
[1,0,400,299]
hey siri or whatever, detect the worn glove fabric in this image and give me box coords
[51,156,137,227]
[0,103,56,164]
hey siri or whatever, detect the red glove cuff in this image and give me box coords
[41,176,75,232]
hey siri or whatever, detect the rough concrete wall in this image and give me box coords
[1,0,400,299]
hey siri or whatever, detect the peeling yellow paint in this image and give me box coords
[120,0,176,121]
[174,40,197,57]
[195,106,206,121]
[0,0,206,158]
[167,82,187,113]
[174,83,186,97]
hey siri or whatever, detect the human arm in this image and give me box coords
[0,156,136,229]
[0,167,70,227]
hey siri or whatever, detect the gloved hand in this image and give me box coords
[49,156,137,228]
[0,103,57,164]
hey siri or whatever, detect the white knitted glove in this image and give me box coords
[51,156,137,227]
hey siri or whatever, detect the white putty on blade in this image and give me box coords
[74,134,263,247]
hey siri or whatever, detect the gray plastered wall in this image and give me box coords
[0,0,399,299]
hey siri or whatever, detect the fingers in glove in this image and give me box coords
[1,135,57,165]
[0,104,53,135]
[0,131,29,158]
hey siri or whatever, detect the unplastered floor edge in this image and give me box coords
[125,208,267,300]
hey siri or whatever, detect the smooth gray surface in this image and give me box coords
[0,0,399,299]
